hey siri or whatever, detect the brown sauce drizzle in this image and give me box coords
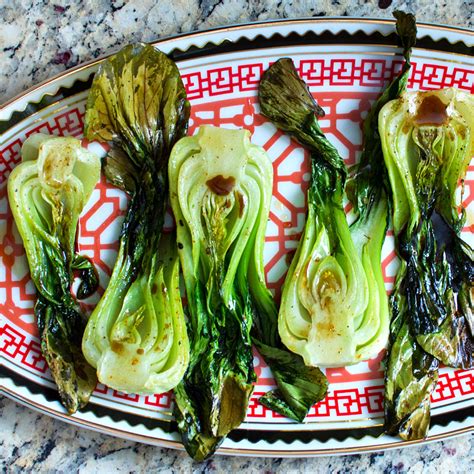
[237,191,245,217]
[414,95,448,126]
[111,341,123,354]
[206,175,236,195]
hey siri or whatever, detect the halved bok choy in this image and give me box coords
[259,59,370,367]
[8,133,100,413]
[380,88,474,440]
[258,12,417,368]
[81,43,190,394]
[169,126,260,460]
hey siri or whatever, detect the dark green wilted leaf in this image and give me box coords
[256,341,328,422]
[259,58,346,177]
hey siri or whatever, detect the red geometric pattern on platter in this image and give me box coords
[26,108,84,139]
[247,369,474,419]
[308,385,385,418]
[0,138,22,184]
[143,392,173,409]
[181,59,473,100]
[0,186,38,335]
[76,175,128,304]
[0,321,47,373]
[1,57,473,419]
[431,370,474,402]
[1,58,471,182]
[248,386,385,418]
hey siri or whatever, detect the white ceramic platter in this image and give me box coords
[1,18,473,457]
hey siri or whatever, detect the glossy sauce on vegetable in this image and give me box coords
[237,191,245,217]
[414,95,448,126]
[206,175,236,195]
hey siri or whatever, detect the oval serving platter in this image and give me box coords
[1,18,473,457]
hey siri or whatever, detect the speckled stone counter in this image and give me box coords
[1,1,472,472]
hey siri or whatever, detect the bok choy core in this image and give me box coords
[380,88,474,440]
[8,133,100,413]
[259,58,370,367]
[81,43,190,394]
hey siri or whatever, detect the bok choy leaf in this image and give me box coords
[81,43,190,395]
[8,133,100,413]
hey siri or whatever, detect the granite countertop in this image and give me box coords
[0,0,472,472]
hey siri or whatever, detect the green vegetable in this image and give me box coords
[259,58,371,367]
[346,11,417,360]
[81,43,190,394]
[8,133,100,413]
[380,88,474,440]
[169,126,266,460]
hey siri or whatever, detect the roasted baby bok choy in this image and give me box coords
[8,134,100,413]
[169,126,266,460]
[82,43,190,394]
[380,88,474,440]
[259,59,371,367]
